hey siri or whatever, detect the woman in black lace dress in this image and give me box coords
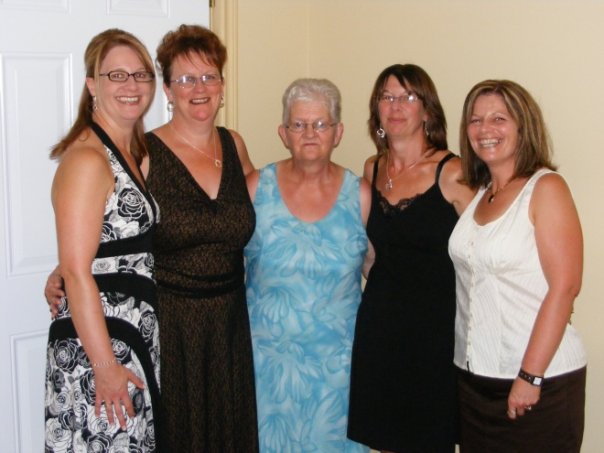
[45,29,159,452]
[347,64,474,453]
[141,24,258,452]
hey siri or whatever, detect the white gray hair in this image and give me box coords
[281,78,342,124]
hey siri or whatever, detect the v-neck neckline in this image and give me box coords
[149,128,225,202]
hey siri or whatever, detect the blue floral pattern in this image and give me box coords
[45,133,159,453]
[245,164,369,453]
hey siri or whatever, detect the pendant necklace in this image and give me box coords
[487,178,514,203]
[384,151,423,191]
[170,122,222,168]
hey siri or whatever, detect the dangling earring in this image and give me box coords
[376,127,386,139]
[219,95,224,108]
[167,101,174,112]
[92,96,98,112]
[424,121,430,138]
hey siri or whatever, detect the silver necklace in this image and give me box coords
[384,152,423,191]
[486,178,514,203]
[170,122,222,168]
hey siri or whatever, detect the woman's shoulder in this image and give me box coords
[363,153,379,181]
[60,131,108,169]
[435,150,476,214]
[531,169,569,201]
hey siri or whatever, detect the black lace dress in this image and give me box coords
[145,127,259,453]
[348,153,459,453]
[45,123,160,452]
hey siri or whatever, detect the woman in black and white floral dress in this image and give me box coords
[45,29,159,452]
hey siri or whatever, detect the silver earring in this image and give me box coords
[424,121,430,138]
[377,127,386,139]
[220,95,224,108]
[167,101,174,112]
[92,96,98,112]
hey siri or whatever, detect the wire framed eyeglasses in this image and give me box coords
[285,120,337,134]
[171,73,222,89]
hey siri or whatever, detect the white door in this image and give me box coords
[0,1,209,451]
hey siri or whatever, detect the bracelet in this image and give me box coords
[92,358,117,369]
[518,368,543,387]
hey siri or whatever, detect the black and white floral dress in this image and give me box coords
[45,123,160,453]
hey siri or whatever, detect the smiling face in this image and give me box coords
[165,52,224,125]
[87,45,154,126]
[278,99,343,164]
[377,75,427,141]
[467,93,519,170]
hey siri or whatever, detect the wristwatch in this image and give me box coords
[518,368,543,386]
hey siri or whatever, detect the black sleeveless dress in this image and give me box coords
[145,127,258,453]
[348,153,458,452]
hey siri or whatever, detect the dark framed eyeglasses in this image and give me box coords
[99,70,155,83]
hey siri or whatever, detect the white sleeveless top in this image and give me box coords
[448,169,586,378]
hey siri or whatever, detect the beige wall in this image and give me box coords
[229,1,604,451]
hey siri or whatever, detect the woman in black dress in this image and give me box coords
[347,64,474,453]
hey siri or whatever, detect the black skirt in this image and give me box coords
[457,366,586,453]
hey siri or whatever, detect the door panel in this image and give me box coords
[0,2,209,451]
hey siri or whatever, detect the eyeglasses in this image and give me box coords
[171,73,222,89]
[285,120,337,134]
[379,92,418,105]
[99,70,155,83]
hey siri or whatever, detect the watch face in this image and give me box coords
[533,376,543,386]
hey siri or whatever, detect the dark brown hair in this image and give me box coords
[368,64,447,154]
[459,79,556,189]
[50,28,155,162]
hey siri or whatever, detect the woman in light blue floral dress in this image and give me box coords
[245,78,371,453]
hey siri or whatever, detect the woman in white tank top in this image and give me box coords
[449,79,586,453]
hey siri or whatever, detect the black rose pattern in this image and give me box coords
[58,409,76,431]
[51,369,65,393]
[100,222,117,242]
[80,370,96,406]
[131,388,145,415]
[53,339,80,373]
[143,421,156,452]
[112,340,131,363]
[105,292,128,306]
[45,145,159,451]
[139,312,156,343]
[86,432,112,451]
[117,187,145,221]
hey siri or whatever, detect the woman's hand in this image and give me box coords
[507,378,541,419]
[93,362,145,428]
[45,267,65,319]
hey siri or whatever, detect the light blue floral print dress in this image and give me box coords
[245,163,369,453]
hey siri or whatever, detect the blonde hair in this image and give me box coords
[50,28,155,163]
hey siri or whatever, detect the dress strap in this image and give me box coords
[435,152,457,185]
[371,155,382,188]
